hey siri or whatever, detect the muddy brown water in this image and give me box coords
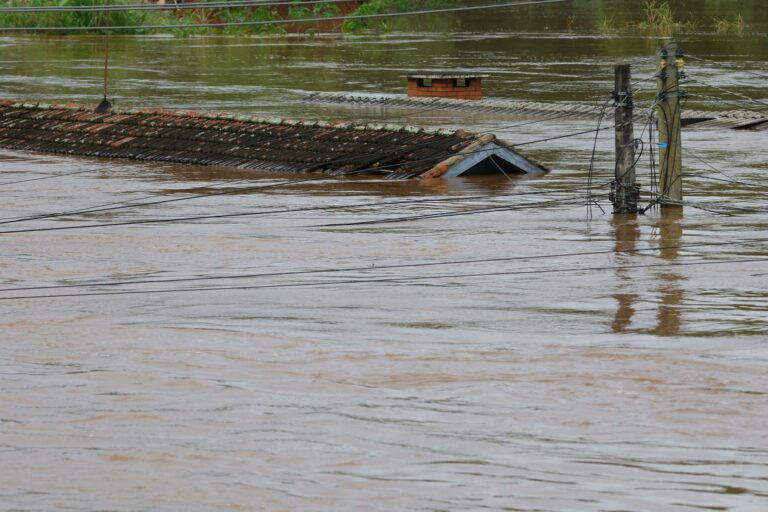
[1,3,768,510]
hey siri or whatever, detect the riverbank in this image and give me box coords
[1,0,764,37]
[0,0,363,35]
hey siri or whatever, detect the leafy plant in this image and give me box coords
[713,14,745,34]
[640,0,675,34]
[217,6,285,36]
[288,1,340,19]
[638,0,696,34]
[596,16,617,33]
[342,0,452,33]
[0,0,161,33]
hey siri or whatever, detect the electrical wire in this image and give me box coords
[683,149,767,189]
[585,97,613,218]
[686,91,764,112]
[315,195,584,227]
[0,130,487,224]
[686,54,768,81]
[514,124,619,146]
[0,123,622,231]
[0,186,595,235]
[0,165,116,186]
[640,79,687,213]
[0,173,280,224]
[685,77,768,110]
[2,257,765,302]
[2,237,765,295]
[0,132,466,224]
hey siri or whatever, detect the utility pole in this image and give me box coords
[656,39,684,206]
[611,63,639,214]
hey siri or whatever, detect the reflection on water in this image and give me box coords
[611,213,640,333]
[611,208,688,336]
[654,207,685,337]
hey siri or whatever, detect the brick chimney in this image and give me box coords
[405,73,488,101]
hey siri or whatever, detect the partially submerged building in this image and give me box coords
[406,73,488,101]
[0,101,547,179]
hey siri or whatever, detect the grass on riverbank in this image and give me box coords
[713,14,745,34]
[596,0,747,36]
[0,0,753,37]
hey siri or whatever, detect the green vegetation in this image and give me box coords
[0,0,345,35]
[0,0,162,33]
[596,16,618,34]
[636,0,678,34]
[341,0,456,33]
[0,0,757,37]
[202,6,285,36]
[713,14,745,34]
[288,1,341,20]
[595,1,696,35]
[593,0,750,35]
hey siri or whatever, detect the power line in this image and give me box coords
[0,186,591,235]
[686,77,768,110]
[686,54,767,80]
[0,167,357,226]
[0,162,455,227]
[0,122,617,230]
[684,149,767,189]
[686,91,768,113]
[0,0,568,32]
[0,166,113,187]
[644,85,686,210]
[0,174,278,224]
[0,134,502,225]
[585,97,612,218]
[513,124,618,146]
[316,194,585,228]
[2,237,764,295]
[2,257,765,302]
[0,169,101,187]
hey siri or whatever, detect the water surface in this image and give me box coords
[1,2,767,510]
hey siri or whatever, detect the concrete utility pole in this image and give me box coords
[656,39,684,206]
[612,63,639,214]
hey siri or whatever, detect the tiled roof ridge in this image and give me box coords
[0,99,475,139]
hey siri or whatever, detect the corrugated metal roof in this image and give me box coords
[0,100,547,179]
[304,92,768,130]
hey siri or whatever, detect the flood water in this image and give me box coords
[1,1,768,510]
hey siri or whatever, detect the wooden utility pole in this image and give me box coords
[612,63,639,214]
[656,39,684,205]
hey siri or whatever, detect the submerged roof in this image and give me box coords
[0,100,547,179]
[306,92,768,131]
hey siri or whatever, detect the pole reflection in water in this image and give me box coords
[611,213,640,333]
[653,206,684,336]
[611,207,685,335]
